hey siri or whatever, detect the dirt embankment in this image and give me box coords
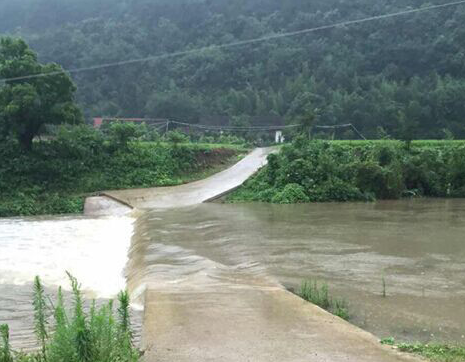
[191,148,240,171]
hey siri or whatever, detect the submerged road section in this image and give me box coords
[92,148,421,362]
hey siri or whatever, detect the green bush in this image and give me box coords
[271,183,309,204]
[107,122,142,149]
[165,130,189,145]
[228,140,465,204]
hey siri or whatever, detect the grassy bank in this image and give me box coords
[227,139,465,204]
[0,126,247,217]
[381,338,465,362]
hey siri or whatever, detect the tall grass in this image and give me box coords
[299,280,350,321]
[0,275,140,362]
[0,325,13,362]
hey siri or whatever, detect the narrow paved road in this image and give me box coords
[98,148,421,362]
[143,287,420,362]
[104,147,275,209]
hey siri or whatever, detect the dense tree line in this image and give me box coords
[1,0,465,138]
[227,139,465,203]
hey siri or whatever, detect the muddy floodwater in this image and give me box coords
[1,198,465,350]
[0,214,142,350]
[127,198,465,344]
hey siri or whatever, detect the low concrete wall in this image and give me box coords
[84,196,133,216]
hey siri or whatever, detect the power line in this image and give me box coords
[1,0,464,83]
[169,120,299,131]
[314,123,366,140]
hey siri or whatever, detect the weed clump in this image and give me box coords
[0,275,140,362]
[381,338,465,362]
[298,280,350,321]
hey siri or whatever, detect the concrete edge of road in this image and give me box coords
[99,192,135,209]
[278,288,425,362]
[83,194,134,216]
[83,147,266,216]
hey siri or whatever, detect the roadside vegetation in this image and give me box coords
[0,275,140,362]
[0,38,249,217]
[0,125,247,217]
[228,138,465,204]
[298,280,350,321]
[381,338,465,362]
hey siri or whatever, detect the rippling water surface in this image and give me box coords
[0,214,141,350]
[2,199,465,350]
[128,199,465,343]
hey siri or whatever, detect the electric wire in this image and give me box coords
[1,0,464,83]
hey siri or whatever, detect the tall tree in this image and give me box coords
[0,37,82,150]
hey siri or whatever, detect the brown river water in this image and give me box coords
[127,198,465,345]
[1,198,465,350]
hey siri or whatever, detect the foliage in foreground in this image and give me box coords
[228,139,465,204]
[0,125,242,217]
[381,338,465,362]
[298,280,349,321]
[0,275,139,362]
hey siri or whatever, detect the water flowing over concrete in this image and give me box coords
[0,215,139,350]
[109,148,425,362]
[1,148,434,360]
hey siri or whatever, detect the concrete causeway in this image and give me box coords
[86,148,422,362]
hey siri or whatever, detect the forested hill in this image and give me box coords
[1,0,465,138]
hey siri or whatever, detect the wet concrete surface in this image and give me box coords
[103,147,275,210]
[84,195,133,216]
[123,194,465,362]
[143,287,420,362]
[127,201,465,352]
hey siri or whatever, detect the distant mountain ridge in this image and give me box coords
[1,0,465,138]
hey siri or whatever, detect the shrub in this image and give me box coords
[166,130,189,145]
[229,140,465,204]
[108,122,142,149]
[308,178,366,202]
[271,183,309,204]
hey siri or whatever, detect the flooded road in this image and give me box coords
[0,214,141,350]
[2,198,464,357]
[128,198,465,346]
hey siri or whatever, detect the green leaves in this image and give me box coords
[0,37,82,150]
[229,140,465,204]
[33,277,48,360]
[299,280,350,321]
[3,275,140,362]
[0,324,13,362]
